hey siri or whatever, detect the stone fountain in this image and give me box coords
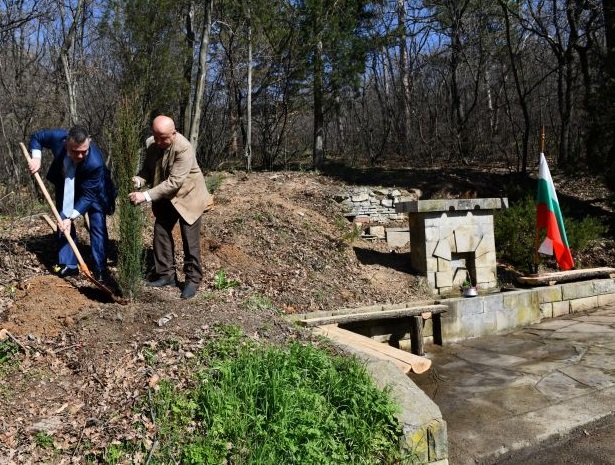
[395,198,508,295]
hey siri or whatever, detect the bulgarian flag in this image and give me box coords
[536,153,574,270]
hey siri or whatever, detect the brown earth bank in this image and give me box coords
[0,167,614,462]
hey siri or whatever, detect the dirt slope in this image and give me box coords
[0,168,613,462]
[0,170,430,462]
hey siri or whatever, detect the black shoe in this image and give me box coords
[58,265,79,278]
[180,282,197,299]
[93,270,109,284]
[145,274,178,287]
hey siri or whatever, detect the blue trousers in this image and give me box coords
[55,200,109,272]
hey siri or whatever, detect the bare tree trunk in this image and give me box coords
[245,21,252,171]
[223,29,240,160]
[313,38,325,169]
[567,0,598,163]
[187,0,213,154]
[396,0,411,155]
[602,0,615,183]
[556,57,574,166]
[448,0,469,159]
[605,0,615,78]
[499,0,531,173]
[58,0,84,125]
[182,2,196,134]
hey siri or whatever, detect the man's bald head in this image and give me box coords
[152,115,177,149]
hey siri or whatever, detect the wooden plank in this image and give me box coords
[517,267,615,286]
[298,304,448,328]
[314,324,432,374]
[316,330,413,374]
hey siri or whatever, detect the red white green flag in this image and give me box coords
[536,153,574,270]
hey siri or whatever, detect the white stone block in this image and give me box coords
[474,251,497,268]
[368,225,386,239]
[424,257,438,273]
[385,228,409,248]
[539,303,554,319]
[425,226,440,242]
[474,234,496,257]
[598,294,615,306]
[570,296,599,313]
[475,266,496,284]
[454,227,481,253]
[553,301,570,317]
[432,239,451,260]
[436,270,454,288]
[437,258,452,272]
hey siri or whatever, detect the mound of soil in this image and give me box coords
[0,168,612,462]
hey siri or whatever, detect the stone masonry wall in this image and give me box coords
[335,187,421,224]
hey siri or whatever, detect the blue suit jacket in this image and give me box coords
[29,129,116,217]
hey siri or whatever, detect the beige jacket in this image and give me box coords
[135,133,213,225]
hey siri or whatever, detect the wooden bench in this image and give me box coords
[298,304,447,357]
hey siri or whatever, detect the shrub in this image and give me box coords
[495,196,606,270]
[494,196,536,270]
[564,215,607,252]
[110,96,147,301]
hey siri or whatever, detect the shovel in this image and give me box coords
[19,142,123,303]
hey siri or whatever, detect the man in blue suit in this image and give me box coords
[27,126,116,282]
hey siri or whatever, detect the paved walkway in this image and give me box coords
[409,302,615,465]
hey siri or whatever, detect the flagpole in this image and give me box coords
[533,126,546,273]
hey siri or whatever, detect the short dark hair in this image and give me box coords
[67,125,90,144]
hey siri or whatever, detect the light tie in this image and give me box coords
[62,156,76,217]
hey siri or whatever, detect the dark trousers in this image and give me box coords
[55,192,108,272]
[152,199,202,285]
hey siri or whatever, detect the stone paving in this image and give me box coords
[409,302,615,465]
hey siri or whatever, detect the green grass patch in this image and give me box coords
[0,339,20,369]
[213,269,239,290]
[241,293,278,313]
[205,173,225,194]
[147,326,404,464]
[333,215,362,249]
[34,431,54,448]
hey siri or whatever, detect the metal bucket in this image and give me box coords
[463,286,478,297]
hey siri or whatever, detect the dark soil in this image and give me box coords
[0,167,613,462]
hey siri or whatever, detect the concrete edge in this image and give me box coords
[470,385,615,464]
[317,337,448,464]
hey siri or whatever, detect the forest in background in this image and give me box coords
[1,0,615,209]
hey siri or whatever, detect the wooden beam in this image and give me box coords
[409,316,424,356]
[517,267,615,286]
[298,304,448,327]
[314,324,432,374]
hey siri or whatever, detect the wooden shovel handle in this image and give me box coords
[19,142,91,276]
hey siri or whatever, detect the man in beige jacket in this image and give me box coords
[129,115,213,299]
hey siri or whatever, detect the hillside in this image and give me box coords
[0,168,613,461]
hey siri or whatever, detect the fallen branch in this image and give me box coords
[145,439,159,465]
[0,328,28,353]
